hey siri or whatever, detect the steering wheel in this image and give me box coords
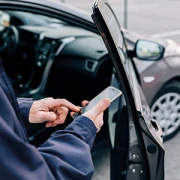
[0,25,19,54]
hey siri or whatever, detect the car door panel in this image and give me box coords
[91,0,164,179]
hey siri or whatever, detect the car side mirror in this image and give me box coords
[132,40,165,61]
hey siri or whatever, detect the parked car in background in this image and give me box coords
[124,31,180,140]
[0,0,165,179]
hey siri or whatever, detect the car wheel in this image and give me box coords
[151,81,180,141]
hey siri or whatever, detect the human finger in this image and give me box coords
[54,106,69,124]
[86,98,110,118]
[70,111,76,118]
[38,111,57,122]
[70,106,82,118]
[46,98,80,112]
[45,121,57,128]
[82,100,89,107]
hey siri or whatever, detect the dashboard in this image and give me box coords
[2,22,113,106]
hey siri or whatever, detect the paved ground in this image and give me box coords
[59,0,180,179]
[92,132,180,180]
[63,0,180,44]
[164,132,180,180]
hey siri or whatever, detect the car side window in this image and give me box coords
[101,3,129,66]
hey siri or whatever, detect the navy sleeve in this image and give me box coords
[17,98,34,125]
[0,115,97,180]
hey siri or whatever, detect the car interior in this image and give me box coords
[0,10,126,153]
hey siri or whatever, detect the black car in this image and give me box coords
[0,0,164,179]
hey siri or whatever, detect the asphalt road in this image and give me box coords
[59,0,180,179]
[64,0,180,44]
[92,132,180,180]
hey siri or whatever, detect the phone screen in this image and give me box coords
[73,86,122,119]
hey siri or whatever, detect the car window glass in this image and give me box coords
[101,3,126,64]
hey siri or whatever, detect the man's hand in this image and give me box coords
[71,98,110,132]
[83,98,110,132]
[29,98,80,127]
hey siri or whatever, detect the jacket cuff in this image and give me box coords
[65,116,97,149]
[17,98,34,125]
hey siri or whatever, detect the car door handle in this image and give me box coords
[151,119,163,140]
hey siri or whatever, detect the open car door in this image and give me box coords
[91,0,165,180]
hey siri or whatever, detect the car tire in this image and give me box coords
[150,81,180,141]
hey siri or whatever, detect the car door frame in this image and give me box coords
[91,0,164,180]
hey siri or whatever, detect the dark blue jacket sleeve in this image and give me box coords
[17,98,34,125]
[0,115,97,180]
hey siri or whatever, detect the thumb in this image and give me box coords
[88,98,111,117]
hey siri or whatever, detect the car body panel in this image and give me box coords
[138,55,180,105]
[125,32,180,105]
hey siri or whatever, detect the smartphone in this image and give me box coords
[73,86,122,119]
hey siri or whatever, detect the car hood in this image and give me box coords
[155,38,180,57]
